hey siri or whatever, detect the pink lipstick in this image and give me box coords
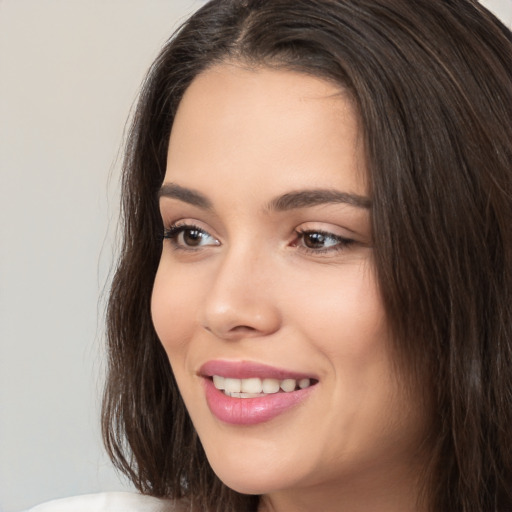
[199,360,317,425]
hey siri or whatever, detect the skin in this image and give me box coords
[151,64,428,512]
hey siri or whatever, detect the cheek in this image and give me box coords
[283,259,393,428]
[287,260,386,363]
[150,262,199,357]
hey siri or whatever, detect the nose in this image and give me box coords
[201,246,281,341]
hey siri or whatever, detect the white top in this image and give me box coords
[26,492,186,512]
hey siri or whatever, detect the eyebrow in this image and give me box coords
[267,189,372,211]
[158,183,213,210]
[158,183,371,211]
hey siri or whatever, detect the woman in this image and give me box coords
[31,0,512,511]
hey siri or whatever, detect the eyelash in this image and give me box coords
[162,223,218,251]
[293,229,356,255]
[162,223,355,255]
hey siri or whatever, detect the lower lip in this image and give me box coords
[203,378,316,425]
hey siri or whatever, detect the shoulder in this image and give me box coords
[26,492,187,512]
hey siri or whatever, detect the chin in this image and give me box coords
[203,444,312,496]
[211,466,291,496]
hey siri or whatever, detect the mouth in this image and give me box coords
[199,360,318,425]
[211,375,316,398]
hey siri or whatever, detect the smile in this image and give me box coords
[212,375,313,398]
[199,361,318,425]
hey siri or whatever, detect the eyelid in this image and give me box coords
[295,220,360,239]
[162,221,220,250]
[161,216,218,237]
[291,225,359,256]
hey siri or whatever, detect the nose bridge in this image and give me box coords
[201,238,281,339]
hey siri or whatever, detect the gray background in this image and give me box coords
[0,1,510,511]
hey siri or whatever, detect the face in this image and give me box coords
[152,64,426,508]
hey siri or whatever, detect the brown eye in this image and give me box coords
[182,228,206,247]
[163,224,219,249]
[302,232,328,249]
[295,229,355,254]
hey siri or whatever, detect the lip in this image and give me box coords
[199,360,316,380]
[199,360,318,425]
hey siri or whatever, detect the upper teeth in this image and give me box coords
[213,375,311,397]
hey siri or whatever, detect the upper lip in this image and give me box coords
[199,360,317,381]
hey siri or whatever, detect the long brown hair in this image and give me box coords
[102,1,512,510]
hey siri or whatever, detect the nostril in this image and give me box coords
[203,324,257,337]
[231,325,257,332]
[201,298,281,340]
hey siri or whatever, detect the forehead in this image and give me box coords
[165,63,367,198]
